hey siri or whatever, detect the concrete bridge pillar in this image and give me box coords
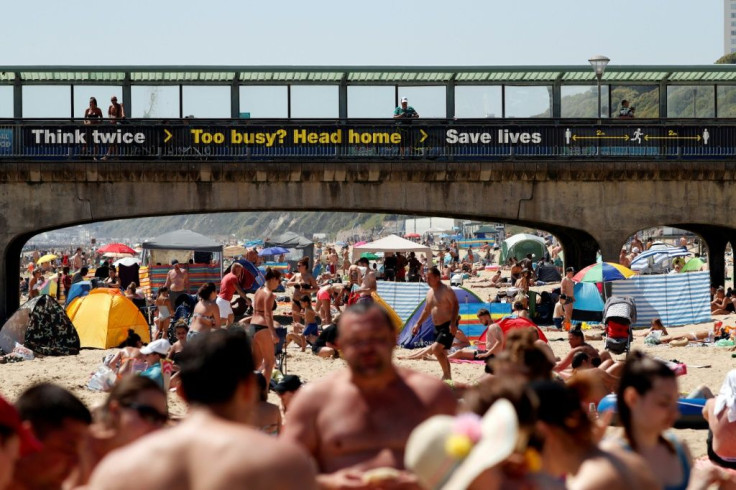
[0,233,24,321]
[554,229,600,273]
[684,225,736,288]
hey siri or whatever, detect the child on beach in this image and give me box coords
[286,296,319,352]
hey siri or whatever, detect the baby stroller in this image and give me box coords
[603,296,637,355]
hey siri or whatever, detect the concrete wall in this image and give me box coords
[2,159,736,318]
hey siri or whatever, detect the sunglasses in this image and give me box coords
[122,402,168,426]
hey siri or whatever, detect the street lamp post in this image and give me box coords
[588,55,610,120]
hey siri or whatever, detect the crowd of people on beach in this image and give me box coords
[5,231,736,489]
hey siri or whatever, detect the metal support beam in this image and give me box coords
[338,75,348,120]
[13,73,22,118]
[552,79,561,118]
[501,85,506,118]
[659,81,668,118]
[287,84,291,119]
[70,84,75,119]
[122,73,131,118]
[445,78,455,119]
[395,85,399,108]
[179,84,184,119]
[230,76,240,118]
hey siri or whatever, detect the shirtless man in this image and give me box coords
[328,248,339,277]
[347,260,363,289]
[555,328,611,372]
[341,248,350,275]
[71,247,84,271]
[355,257,376,304]
[163,260,189,311]
[561,267,575,326]
[410,267,459,380]
[89,329,315,490]
[283,303,456,489]
[448,308,503,361]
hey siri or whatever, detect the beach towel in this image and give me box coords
[715,370,736,423]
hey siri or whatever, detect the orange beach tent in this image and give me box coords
[67,288,150,349]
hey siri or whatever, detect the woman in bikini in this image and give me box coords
[153,287,173,340]
[286,257,318,323]
[187,282,220,341]
[106,329,145,377]
[285,295,319,352]
[251,268,282,388]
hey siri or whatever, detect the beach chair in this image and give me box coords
[602,296,636,355]
[274,326,288,375]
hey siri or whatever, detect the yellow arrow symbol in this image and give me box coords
[164,129,173,143]
[572,134,629,141]
[644,135,701,141]
[419,129,428,143]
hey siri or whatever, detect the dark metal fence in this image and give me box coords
[0,119,730,161]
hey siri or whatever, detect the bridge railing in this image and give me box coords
[0,118,729,161]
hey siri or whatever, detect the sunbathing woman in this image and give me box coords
[106,329,145,377]
[187,282,220,341]
[712,287,735,316]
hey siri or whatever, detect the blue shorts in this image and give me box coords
[304,322,319,336]
[553,318,563,329]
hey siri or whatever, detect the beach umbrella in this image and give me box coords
[224,245,247,257]
[97,243,137,255]
[354,241,367,246]
[360,252,380,260]
[102,252,134,259]
[113,257,141,267]
[680,257,706,273]
[405,233,420,239]
[258,246,289,257]
[573,262,636,283]
[36,254,57,265]
[630,247,690,272]
[336,241,347,247]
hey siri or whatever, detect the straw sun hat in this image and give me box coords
[404,399,518,490]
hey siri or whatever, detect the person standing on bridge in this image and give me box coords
[103,96,126,160]
[394,97,419,157]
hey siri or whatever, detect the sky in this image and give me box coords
[0,1,726,118]
[1,1,724,66]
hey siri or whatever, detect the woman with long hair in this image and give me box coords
[605,351,693,490]
[251,268,282,388]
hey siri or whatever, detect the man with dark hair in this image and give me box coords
[71,266,88,285]
[355,257,376,304]
[449,308,503,362]
[12,383,92,490]
[555,328,611,372]
[410,266,459,380]
[284,303,456,488]
[89,329,315,489]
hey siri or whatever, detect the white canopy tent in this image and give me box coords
[352,235,432,262]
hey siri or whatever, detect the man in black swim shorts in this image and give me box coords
[410,267,459,380]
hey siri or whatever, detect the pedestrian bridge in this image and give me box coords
[2,63,736,317]
[1,118,736,318]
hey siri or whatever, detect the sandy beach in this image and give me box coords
[1,266,734,459]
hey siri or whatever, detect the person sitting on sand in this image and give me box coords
[554,328,611,372]
[399,316,470,361]
[636,318,669,337]
[73,376,168,486]
[139,339,172,390]
[250,373,281,437]
[106,329,145,377]
[272,374,303,420]
[285,295,319,352]
[310,320,339,358]
[167,320,188,365]
[712,286,735,316]
[565,351,623,396]
[448,309,503,362]
[89,329,316,490]
[283,303,456,488]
